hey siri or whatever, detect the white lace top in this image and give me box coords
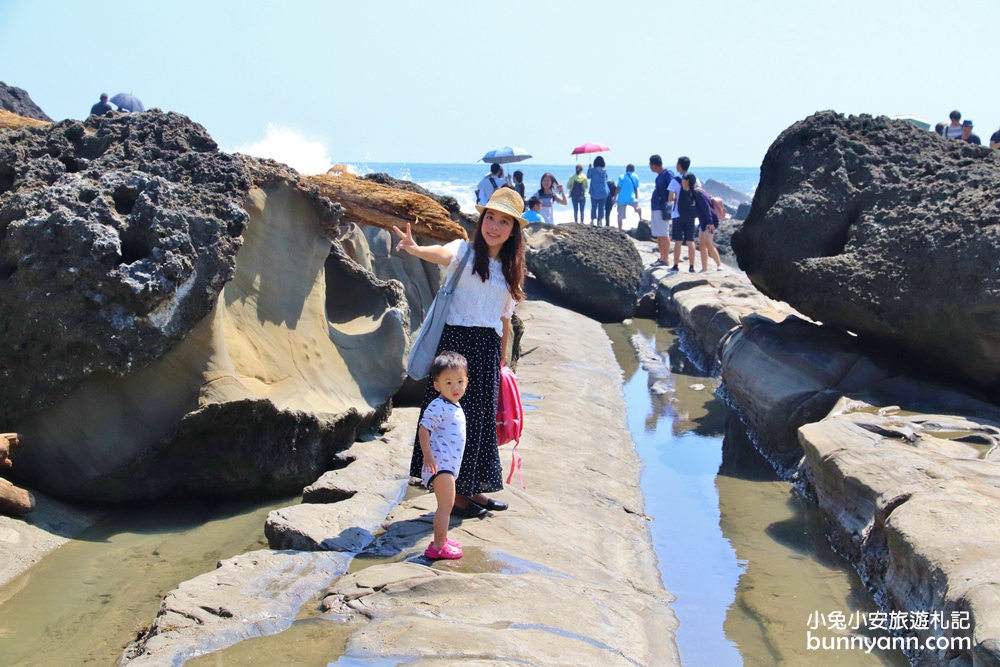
[442,239,515,337]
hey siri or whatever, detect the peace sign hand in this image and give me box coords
[392,219,418,254]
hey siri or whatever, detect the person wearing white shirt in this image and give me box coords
[393,187,527,518]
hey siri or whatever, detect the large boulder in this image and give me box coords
[1,111,409,501]
[732,111,1000,396]
[0,82,52,122]
[525,223,641,322]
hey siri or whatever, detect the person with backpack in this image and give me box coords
[603,178,617,227]
[393,187,527,518]
[566,164,589,223]
[475,163,505,206]
[616,164,642,230]
[670,173,699,273]
[587,156,609,225]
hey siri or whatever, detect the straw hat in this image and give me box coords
[476,187,528,227]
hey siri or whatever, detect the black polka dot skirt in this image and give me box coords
[410,324,504,496]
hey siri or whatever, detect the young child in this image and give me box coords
[418,351,469,560]
[521,196,545,223]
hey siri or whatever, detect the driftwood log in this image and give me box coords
[1,433,34,515]
[302,174,467,242]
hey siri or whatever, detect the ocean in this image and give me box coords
[348,162,759,228]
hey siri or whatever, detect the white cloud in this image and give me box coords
[235,124,333,175]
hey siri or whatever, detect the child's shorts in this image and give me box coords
[422,444,464,489]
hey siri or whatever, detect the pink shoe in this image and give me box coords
[425,540,463,560]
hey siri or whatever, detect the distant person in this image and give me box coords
[694,184,724,271]
[942,110,963,140]
[991,126,1000,150]
[416,351,469,560]
[534,173,567,224]
[960,120,981,145]
[649,154,675,266]
[587,156,609,225]
[670,174,699,273]
[89,93,113,117]
[668,156,691,224]
[566,164,589,223]
[522,196,545,223]
[604,177,616,227]
[512,170,526,199]
[616,164,642,230]
[934,121,946,137]
[476,163,504,206]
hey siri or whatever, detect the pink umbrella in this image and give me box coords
[571,143,610,156]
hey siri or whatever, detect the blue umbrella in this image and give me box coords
[110,93,144,113]
[480,146,532,165]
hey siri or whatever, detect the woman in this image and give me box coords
[586,156,609,225]
[393,188,527,517]
[566,164,589,223]
[693,184,724,271]
[534,172,567,224]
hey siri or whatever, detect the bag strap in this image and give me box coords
[442,245,472,294]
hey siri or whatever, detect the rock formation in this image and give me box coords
[731,111,1000,397]
[1,111,410,501]
[702,178,752,208]
[0,82,52,122]
[525,223,641,322]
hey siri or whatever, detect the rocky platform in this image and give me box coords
[121,300,680,666]
[650,259,1000,666]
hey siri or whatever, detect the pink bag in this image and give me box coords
[496,364,524,487]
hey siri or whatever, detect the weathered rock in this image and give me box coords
[0,82,52,122]
[731,111,1000,396]
[631,218,653,241]
[702,177,752,207]
[797,407,1000,664]
[712,217,741,256]
[525,222,641,322]
[3,111,410,501]
[718,314,968,470]
[734,202,751,220]
[652,266,799,373]
[1,110,250,421]
[119,549,352,666]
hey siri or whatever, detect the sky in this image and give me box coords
[2,0,999,172]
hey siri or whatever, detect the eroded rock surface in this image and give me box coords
[0,82,51,122]
[525,222,641,322]
[731,111,1000,395]
[2,111,409,501]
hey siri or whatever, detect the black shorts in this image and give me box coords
[671,217,696,243]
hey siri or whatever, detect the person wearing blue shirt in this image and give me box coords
[522,196,545,223]
[616,164,642,230]
[649,155,675,266]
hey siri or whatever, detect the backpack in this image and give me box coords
[496,364,525,487]
[570,179,585,199]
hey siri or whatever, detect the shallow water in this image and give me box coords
[0,496,294,666]
[606,319,908,667]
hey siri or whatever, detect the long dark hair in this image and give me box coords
[471,212,526,303]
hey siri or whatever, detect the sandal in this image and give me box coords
[425,540,463,560]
